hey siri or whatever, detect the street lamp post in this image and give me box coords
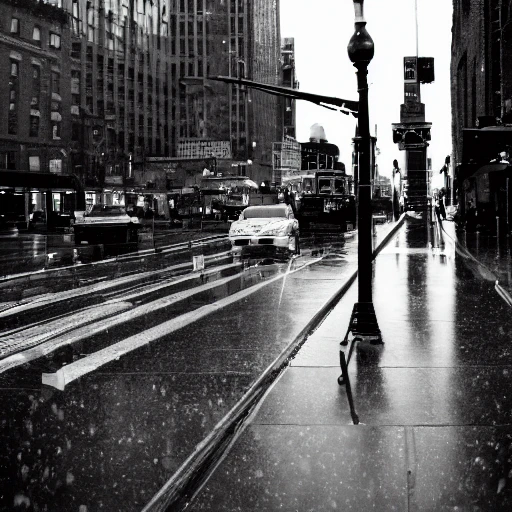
[343,0,382,343]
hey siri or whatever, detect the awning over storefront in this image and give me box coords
[458,127,512,185]
[0,170,85,209]
[469,162,509,178]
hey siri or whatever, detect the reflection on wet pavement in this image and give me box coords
[187,218,512,512]
[0,229,362,511]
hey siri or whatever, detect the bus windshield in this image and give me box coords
[334,179,346,194]
[318,178,332,194]
[302,177,314,193]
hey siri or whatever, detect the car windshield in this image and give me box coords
[87,205,127,217]
[242,206,288,219]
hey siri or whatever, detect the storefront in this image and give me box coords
[0,170,85,230]
[458,128,512,235]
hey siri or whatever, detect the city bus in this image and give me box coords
[282,139,356,233]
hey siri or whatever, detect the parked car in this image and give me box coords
[73,204,141,245]
[229,204,300,260]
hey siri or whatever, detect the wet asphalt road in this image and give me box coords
[0,229,222,280]
[2,217,510,512]
[0,231,359,511]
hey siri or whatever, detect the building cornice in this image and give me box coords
[0,32,59,60]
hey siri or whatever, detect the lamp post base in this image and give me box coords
[341,302,382,345]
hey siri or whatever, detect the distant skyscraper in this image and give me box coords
[281,37,297,139]
[177,0,282,184]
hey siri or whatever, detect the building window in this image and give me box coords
[50,33,61,49]
[29,115,40,137]
[10,18,19,34]
[52,71,60,95]
[71,70,80,113]
[31,66,40,109]
[71,42,81,59]
[52,121,61,140]
[51,75,62,139]
[72,122,80,141]
[87,4,95,42]
[8,60,19,135]
[49,159,62,173]
[0,151,16,170]
[33,26,41,46]
[72,0,80,35]
[29,156,40,172]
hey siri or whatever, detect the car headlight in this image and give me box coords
[260,227,288,236]
[229,225,246,236]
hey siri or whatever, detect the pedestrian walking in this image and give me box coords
[438,188,447,220]
[138,198,154,220]
[433,193,443,224]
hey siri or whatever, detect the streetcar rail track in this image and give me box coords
[0,260,305,377]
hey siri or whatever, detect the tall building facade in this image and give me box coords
[281,37,297,139]
[0,0,282,219]
[451,0,512,233]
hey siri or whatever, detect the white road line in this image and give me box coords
[104,262,237,303]
[0,251,231,318]
[41,258,322,390]
[0,270,245,375]
[0,302,132,359]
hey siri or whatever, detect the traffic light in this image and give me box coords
[418,57,435,84]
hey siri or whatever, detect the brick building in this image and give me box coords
[0,0,76,219]
[451,0,512,234]
[0,0,283,223]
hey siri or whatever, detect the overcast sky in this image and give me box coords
[280,0,453,178]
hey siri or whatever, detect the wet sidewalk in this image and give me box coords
[187,217,512,511]
[455,229,512,300]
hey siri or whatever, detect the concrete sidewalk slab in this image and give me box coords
[192,424,408,511]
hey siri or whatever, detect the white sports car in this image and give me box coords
[229,204,300,260]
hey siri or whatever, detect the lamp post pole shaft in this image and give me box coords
[355,65,372,304]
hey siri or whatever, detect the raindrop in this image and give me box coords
[13,494,30,507]
[21,465,29,480]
